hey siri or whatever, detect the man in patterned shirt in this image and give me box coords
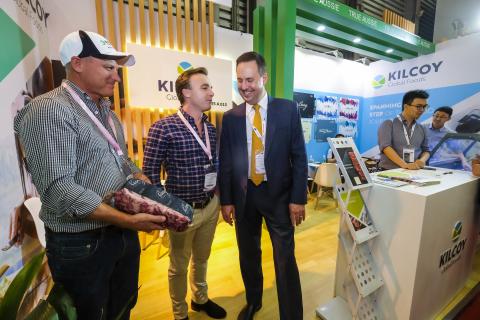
[143,67,226,320]
[14,30,166,320]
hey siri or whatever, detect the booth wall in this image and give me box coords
[359,33,480,156]
[46,0,97,60]
[294,48,367,162]
[293,35,480,161]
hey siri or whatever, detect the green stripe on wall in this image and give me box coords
[0,9,36,81]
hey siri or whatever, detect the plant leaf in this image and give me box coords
[47,284,77,320]
[25,299,59,320]
[0,251,45,320]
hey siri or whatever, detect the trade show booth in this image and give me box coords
[1,0,480,319]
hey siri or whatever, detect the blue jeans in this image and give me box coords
[45,226,140,320]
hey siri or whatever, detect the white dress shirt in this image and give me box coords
[246,93,268,179]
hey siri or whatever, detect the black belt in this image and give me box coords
[188,193,214,209]
[45,225,116,236]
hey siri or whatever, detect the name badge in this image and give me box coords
[403,147,415,163]
[204,172,217,191]
[255,152,266,174]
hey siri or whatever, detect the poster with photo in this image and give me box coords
[338,120,357,138]
[339,190,372,231]
[314,119,337,142]
[0,2,53,311]
[336,146,369,187]
[301,119,313,144]
[294,92,315,118]
[338,97,359,121]
[329,137,372,189]
[315,96,338,119]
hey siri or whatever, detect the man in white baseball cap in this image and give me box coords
[14,30,164,319]
[60,30,135,66]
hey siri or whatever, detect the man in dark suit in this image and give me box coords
[219,51,307,320]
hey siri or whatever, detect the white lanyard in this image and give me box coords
[177,110,212,161]
[397,115,416,146]
[63,83,123,156]
[248,107,265,141]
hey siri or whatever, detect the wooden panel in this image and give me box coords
[193,0,199,53]
[134,108,144,167]
[139,0,147,44]
[185,0,191,52]
[113,85,121,117]
[118,0,126,51]
[201,0,207,55]
[383,8,415,33]
[125,107,134,159]
[95,0,105,35]
[167,0,174,49]
[143,109,152,136]
[148,0,156,46]
[106,0,116,47]
[153,108,161,123]
[208,0,214,56]
[176,0,183,50]
[128,0,137,42]
[158,0,166,47]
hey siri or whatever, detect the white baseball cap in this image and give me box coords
[59,30,135,67]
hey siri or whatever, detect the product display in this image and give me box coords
[108,178,193,232]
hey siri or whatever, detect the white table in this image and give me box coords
[334,169,479,320]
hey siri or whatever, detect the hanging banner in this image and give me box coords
[0,1,53,312]
[126,43,233,111]
[359,34,480,161]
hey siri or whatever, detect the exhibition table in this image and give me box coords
[333,169,479,320]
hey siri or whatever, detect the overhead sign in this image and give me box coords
[304,0,434,52]
[126,43,233,111]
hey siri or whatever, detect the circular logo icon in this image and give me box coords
[372,75,385,89]
[451,221,462,242]
[177,61,193,74]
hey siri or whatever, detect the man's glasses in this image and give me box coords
[433,114,449,119]
[407,104,429,111]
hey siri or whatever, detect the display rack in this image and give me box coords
[316,138,384,320]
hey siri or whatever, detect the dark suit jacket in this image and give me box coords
[219,96,308,219]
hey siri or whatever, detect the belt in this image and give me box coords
[45,225,116,236]
[189,193,214,209]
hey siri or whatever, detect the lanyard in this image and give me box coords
[177,110,212,161]
[248,106,265,141]
[62,83,123,156]
[397,115,416,146]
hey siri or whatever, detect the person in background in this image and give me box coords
[327,133,345,163]
[426,106,453,151]
[14,30,166,320]
[378,90,430,170]
[219,51,307,320]
[143,67,226,320]
[426,106,470,169]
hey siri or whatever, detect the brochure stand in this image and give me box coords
[316,138,383,320]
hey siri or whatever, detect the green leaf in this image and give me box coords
[25,299,59,320]
[0,251,45,320]
[47,284,77,320]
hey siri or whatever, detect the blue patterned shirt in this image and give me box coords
[143,108,217,203]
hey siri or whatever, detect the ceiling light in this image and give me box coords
[386,48,394,54]
[353,37,361,43]
[317,25,326,32]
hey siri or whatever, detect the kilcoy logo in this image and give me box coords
[387,61,443,81]
[438,221,467,273]
[372,60,444,89]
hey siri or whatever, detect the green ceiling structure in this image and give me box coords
[253,0,436,99]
